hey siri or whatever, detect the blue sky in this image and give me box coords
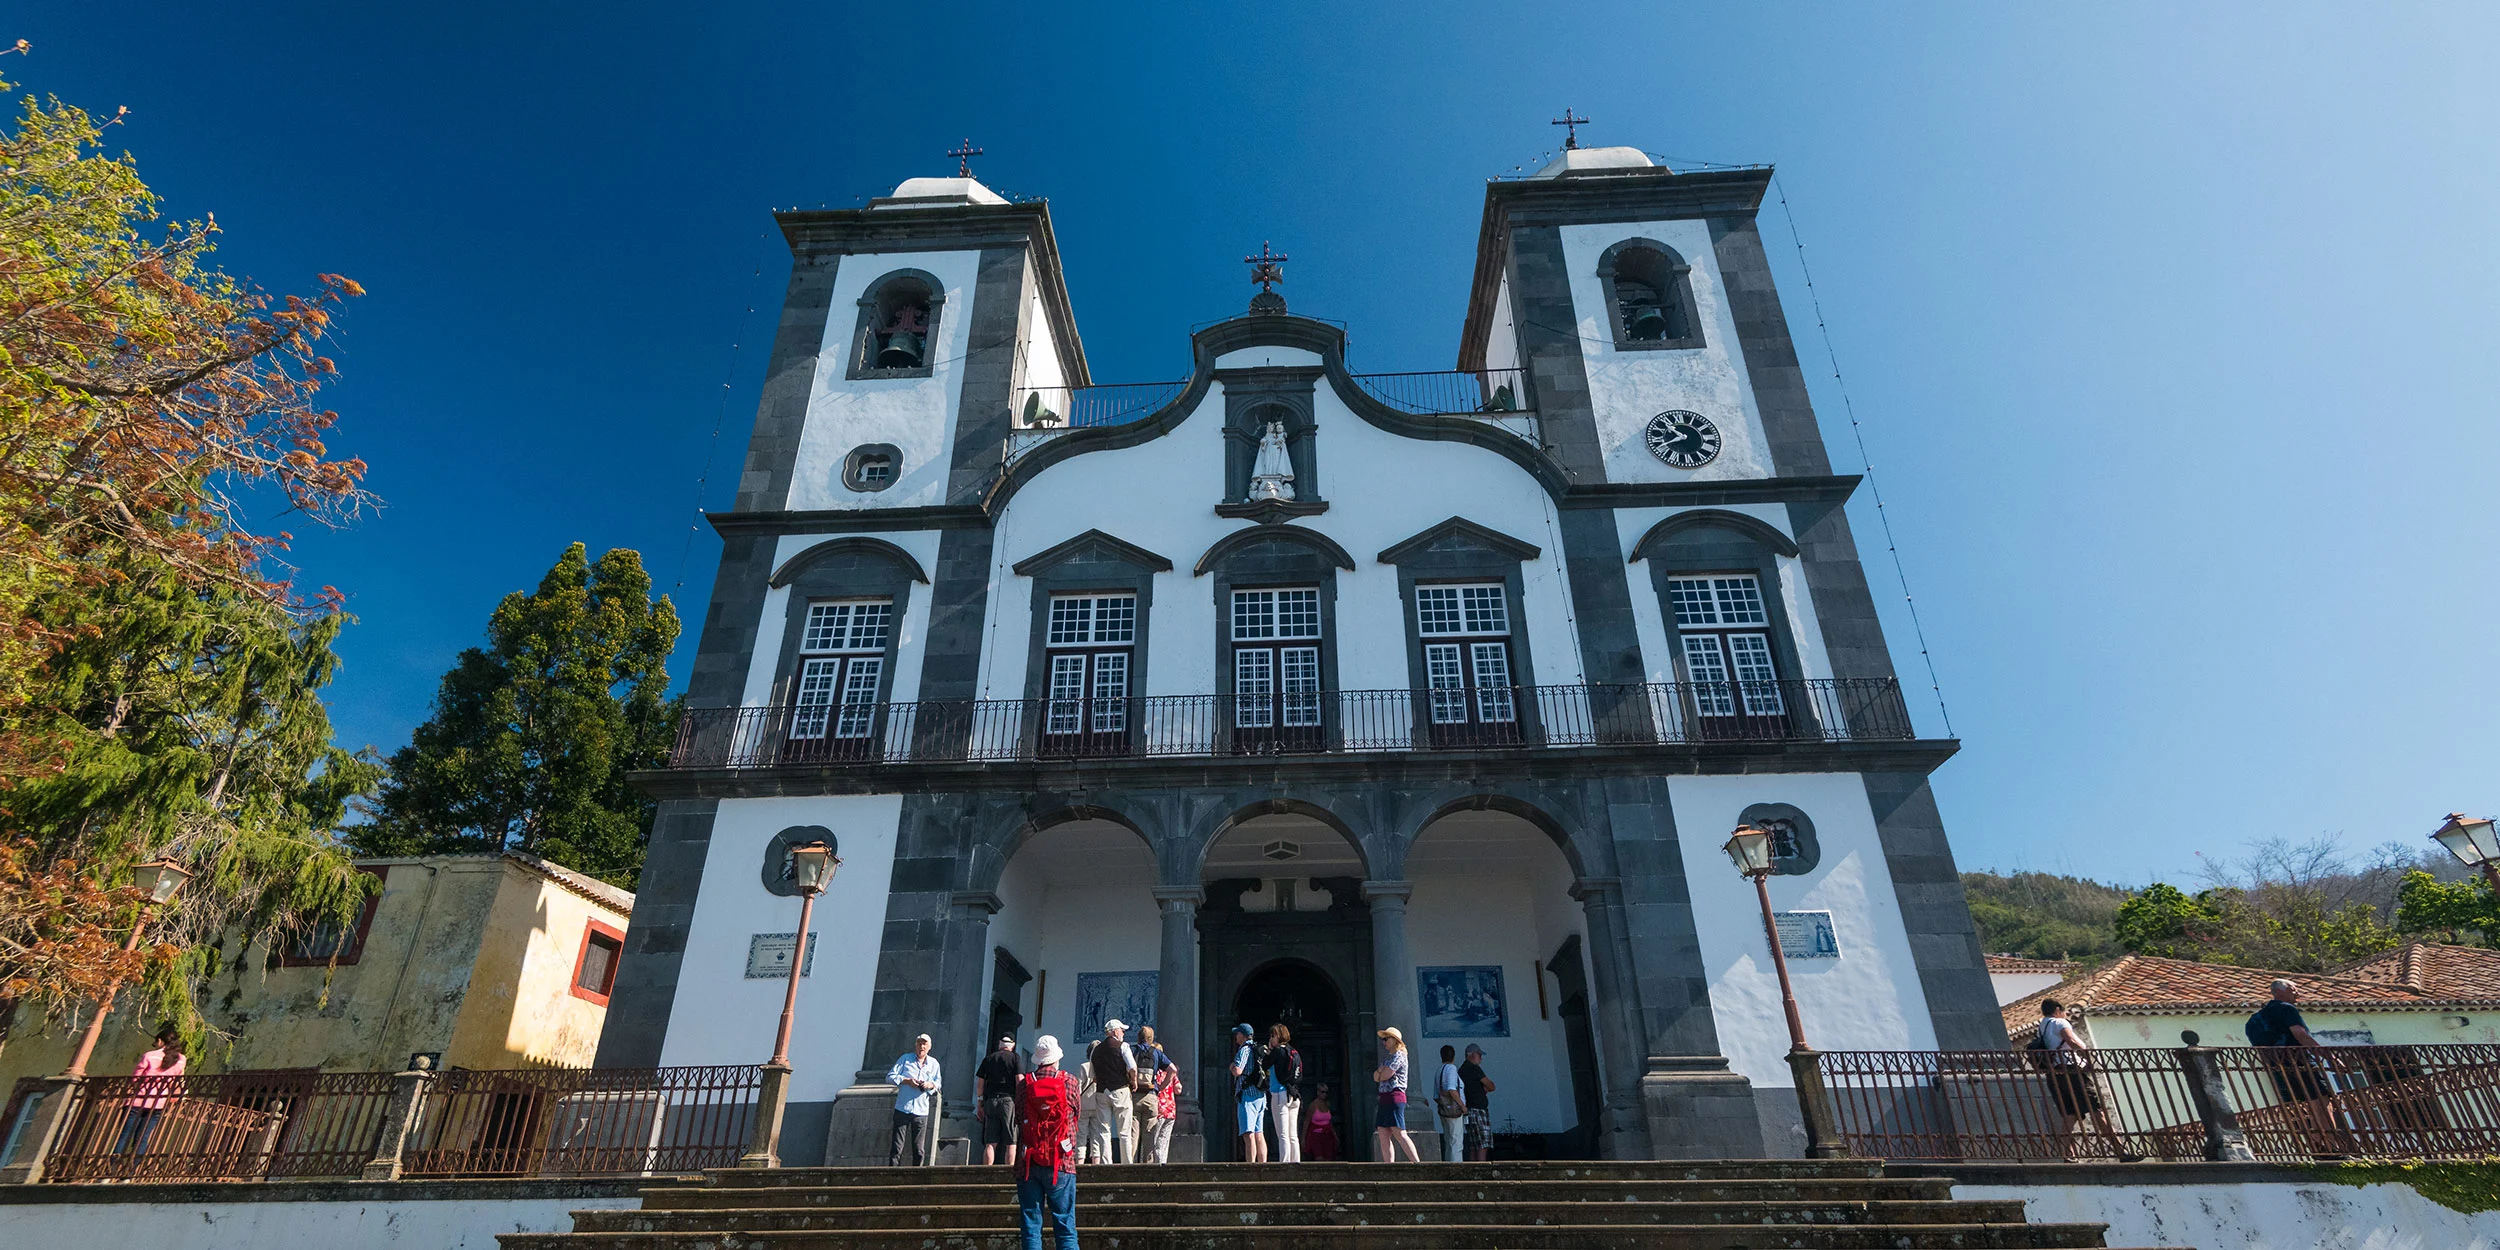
[19,4,2500,885]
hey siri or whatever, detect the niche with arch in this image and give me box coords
[848,269,947,379]
[1595,238,1704,352]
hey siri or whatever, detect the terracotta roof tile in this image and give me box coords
[1998,954,2466,1041]
[1985,956,2081,976]
[2333,942,2500,999]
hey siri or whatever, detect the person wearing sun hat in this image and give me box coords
[1015,1035,1081,1250]
[1370,1025,1420,1162]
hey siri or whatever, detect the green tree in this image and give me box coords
[355,544,680,886]
[1961,870,2130,961]
[2395,869,2500,948]
[2114,882,2229,960]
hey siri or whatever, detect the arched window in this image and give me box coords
[848,269,946,379]
[1596,239,1703,351]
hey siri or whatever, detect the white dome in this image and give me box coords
[873,176,1008,209]
[1529,146,1659,179]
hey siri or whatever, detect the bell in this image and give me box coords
[1626,304,1670,341]
[876,331,923,368]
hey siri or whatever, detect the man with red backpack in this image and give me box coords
[1016,1035,1082,1250]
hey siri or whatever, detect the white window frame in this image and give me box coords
[1231,588,1323,730]
[1669,574,1785,718]
[791,598,893,740]
[1044,592,1137,737]
[1415,582,1518,725]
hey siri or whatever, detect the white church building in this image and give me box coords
[598,140,2005,1163]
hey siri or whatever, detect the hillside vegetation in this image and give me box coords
[1962,870,2131,961]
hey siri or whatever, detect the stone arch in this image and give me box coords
[1184,796,1374,884]
[1192,525,1356,577]
[847,266,947,379]
[965,801,1155,895]
[1403,791,1596,881]
[1626,508,1798,563]
[769,535,930,587]
[1594,236,1704,351]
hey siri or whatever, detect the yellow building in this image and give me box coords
[0,853,631,1086]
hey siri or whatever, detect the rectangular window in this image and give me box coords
[1670,574,1785,724]
[1469,641,1517,722]
[1046,654,1089,734]
[1666,575,1768,628]
[1280,645,1321,727]
[1726,633,1785,715]
[1416,583,1518,735]
[1416,584,1508,636]
[571,919,626,1005]
[791,598,894,742]
[1042,595,1135,750]
[1235,648,1275,728]
[1681,635,1736,716]
[802,599,894,652]
[1231,588,1319,640]
[1425,642,1469,723]
[1048,594,1135,646]
[282,868,386,967]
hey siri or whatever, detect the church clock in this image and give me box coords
[1643,410,1721,468]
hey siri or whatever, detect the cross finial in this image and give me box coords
[1551,108,1590,150]
[947,139,984,178]
[1245,241,1288,293]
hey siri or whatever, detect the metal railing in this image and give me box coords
[400,1065,760,1178]
[38,1071,397,1182]
[1006,380,1190,462]
[667,678,1916,770]
[1815,1045,2500,1162]
[1348,368,1538,441]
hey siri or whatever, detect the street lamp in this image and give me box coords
[743,837,839,1168]
[63,858,193,1078]
[1722,824,1847,1158]
[2431,813,2500,893]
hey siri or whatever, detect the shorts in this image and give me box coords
[2265,1052,2333,1103]
[1237,1090,1268,1135]
[980,1096,1018,1145]
[2046,1067,2102,1117]
[1464,1107,1490,1150]
[1376,1092,1406,1130]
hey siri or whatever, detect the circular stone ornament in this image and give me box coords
[1643,410,1722,468]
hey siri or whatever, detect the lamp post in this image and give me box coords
[2430,813,2500,894]
[62,858,192,1079]
[742,840,839,1168]
[1722,825,1846,1158]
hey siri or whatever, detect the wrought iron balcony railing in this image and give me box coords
[1006,369,1538,463]
[665,678,1914,770]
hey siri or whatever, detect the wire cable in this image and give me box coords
[674,229,773,597]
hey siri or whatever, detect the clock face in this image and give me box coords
[1644,410,1721,468]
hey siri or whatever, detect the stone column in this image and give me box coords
[936,891,1003,1149]
[1570,878,1656,1159]
[359,1060,438,1181]
[1153,886,1204,1159]
[1362,881,1417,1039]
[1577,876,1760,1158]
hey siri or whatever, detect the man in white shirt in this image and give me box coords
[1087,1020,1138,1164]
[887,1032,943,1165]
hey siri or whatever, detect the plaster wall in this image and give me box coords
[982,373,1584,700]
[657,795,905,1101]
[446,871,622,1069]
[984,834,1164,1049]
[740,530,945,709]
[1018,262,1068,397]
[786,248,983,512]
[1402,824,1588,1133]
[1957,1179,2500,1250]
[1559,219,1775,485]
[0,1192,641,1250]
[1990,970,2070,1006]
[1611,503,1832,684]
[1666,773,1937,1088]
[1479,273,1521,375]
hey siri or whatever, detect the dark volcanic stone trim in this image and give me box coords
[1012,529,1173,576]
[769,536,930,586]
[1504,224,1606,483]
[1862,772,2004,1050]
[1554,508,1649,686]
[1707,217,1830,479]
[593,798,719,1067]
[945,247,1030,505]
[1627,509,1798,562]
[733,254,840,513]
[0,1177,702,1205]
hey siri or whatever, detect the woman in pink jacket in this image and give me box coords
[116,1027,187,1160]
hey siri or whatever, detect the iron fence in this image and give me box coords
[1348,368,1532,417]
[667,677,1916,770]
[399,1065,761,1177]
[1815,1045,2500,1162]
[38,1070,396,1182]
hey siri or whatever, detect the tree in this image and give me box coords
[2114,883,2230,961]
[0,46,378,1049]
[2110,837,2411,971]
[354,545,681,887]
[1961,870,2130,961]
[2394,870,2500,948]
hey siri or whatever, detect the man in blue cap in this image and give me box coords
[1228,1022,1268,1162]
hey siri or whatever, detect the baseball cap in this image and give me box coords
[1105,1019,1126,1031]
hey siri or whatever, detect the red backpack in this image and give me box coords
[1016,1069,1080,1179]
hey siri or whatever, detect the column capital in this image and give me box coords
[1360,879,1413,904]
[950,890,1004,917]
[1569,876,1623,904]
[1151,885,1205,909]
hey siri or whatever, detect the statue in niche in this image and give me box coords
[1248,419,1296,501]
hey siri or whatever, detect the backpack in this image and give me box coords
[1239,1042,1269,1092]
[2021,1034,2052,1072]
[2246,1007,2287,1048]
[1276,1046,1304,1091]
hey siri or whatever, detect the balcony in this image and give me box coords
[665,678,1915,770]
[1006,368,1538,463]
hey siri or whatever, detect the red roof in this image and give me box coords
[1985,955,2081,977]
[1999,953,2471,1041]
[2332,942,2500,1000]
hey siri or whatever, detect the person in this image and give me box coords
[977,1035,1025,1166]
[1075,1064,1102,1163]
[1371,1026,1420,1162]
[1457,1044,1496,1161]
[1087,1019,1138,1164]
[887,1032,942,1166]
[2248,978,2345,1157]
[1229,1022,1268,1162]
[1015,1035,1081,1250]
[1134,1025,1181,1164]
[1266,1023,1303,1163]
[2036,999,2137,1161]
[1434,1044,1466,1162]
[1303,1090,1340,1160]
[115,1026,187,1164]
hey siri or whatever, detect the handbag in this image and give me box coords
[1436,1088,1465,1119]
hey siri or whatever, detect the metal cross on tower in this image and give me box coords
[1551,108,1590,150]
[1245,241,1288,292]
[947,139,984,177]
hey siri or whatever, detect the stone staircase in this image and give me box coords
[501,1160,2189,1250]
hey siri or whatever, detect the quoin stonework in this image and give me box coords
[601,142,2003,1165]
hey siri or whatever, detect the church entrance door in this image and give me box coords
[1233,960,1345,1161]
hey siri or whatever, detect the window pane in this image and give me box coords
[1094,596,1137,644]
[1712,577,1768,626]
[577,936,617,993]
[1047,655,1087,734]
[1415,587,1464,636]
[1281,646,1321,727]
[1276,588,1320,639]
[1425,643,1468,723]
[848,601,893,649]
[1681,636,1735,715]
[835,658,883,737]
[1470,642,1517,722]
[1666,578,1717,627]
[1090,653,1128,732]
[1048,596,1091,646]
[1727,633,1784,715]
[1235,648,1274,727]
[791,657,842,738]
[1461,585,1508,635]
[1232,590,1275,640]
[802,602,849,652]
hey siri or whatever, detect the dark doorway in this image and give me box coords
[1231,960,1345,1162]
[1547,936,1603,1160]
[989,948,1032,1049]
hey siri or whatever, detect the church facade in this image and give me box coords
[597,143,2004,1163]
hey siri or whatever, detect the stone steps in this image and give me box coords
[499,1160,2185,1250]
